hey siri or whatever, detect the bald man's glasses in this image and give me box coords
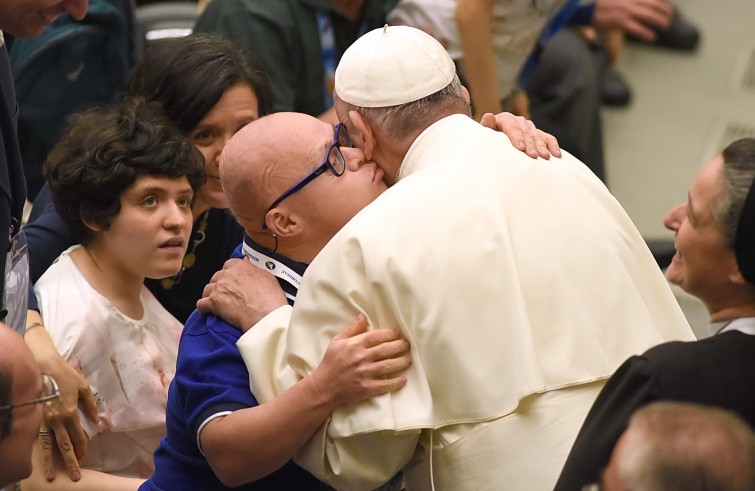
[0,374,60,434]
[262,124,352,229]
[0,374,59,412]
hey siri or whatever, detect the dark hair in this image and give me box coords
[711,138,755,283]
[126,34,273,134]
[714,138,755,247]
[44,96,206,244]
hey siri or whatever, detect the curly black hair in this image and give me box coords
[44,96,206,244]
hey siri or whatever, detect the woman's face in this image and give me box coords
[190,83,259,214]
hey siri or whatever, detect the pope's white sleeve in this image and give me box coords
[296,426,421,491]
[236,305,298,402]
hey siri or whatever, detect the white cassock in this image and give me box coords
[238,114,694,490]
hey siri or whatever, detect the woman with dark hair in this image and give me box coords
[22,96,207,489]
[28,34,274,324]
[21,34,272,483]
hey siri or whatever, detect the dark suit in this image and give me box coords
[0,42,27,318]
[555,330,755,491]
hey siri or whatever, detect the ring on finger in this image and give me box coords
[38,429,52,437]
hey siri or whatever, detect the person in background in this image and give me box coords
[0,0,89,336]
[0,0,90,486]
[21,34,271,482]
[593,402,755,491]
[555,138,755,490]
[22,96,205,489]
[0,322,57,489]
[194,0,399,122]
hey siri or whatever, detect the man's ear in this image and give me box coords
[730,267,749,285]
[349,110,375,161]
[265,208,302,239]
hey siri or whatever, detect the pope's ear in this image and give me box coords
[348,110,375,161]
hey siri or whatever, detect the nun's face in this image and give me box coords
[664,155,740,306]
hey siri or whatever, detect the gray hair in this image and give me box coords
[617,402,755,491]
[338,73,470,142]
[711,138,755,248]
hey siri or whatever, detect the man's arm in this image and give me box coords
[456,0,500,119]
[554,355,659,491]
[591,0,673,41]
[480,112,561,159]
[202,315,411,487]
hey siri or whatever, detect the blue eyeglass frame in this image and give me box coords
[262,124,351,229]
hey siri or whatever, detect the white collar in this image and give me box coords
[708,316,755,336]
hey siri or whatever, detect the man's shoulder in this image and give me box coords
[181,311,242,343]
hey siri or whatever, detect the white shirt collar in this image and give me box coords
[708,316,755,336]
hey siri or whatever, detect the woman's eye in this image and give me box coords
[142,196,157,206]
[192,129,213,143]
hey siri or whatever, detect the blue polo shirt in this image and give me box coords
[140,247,321,490]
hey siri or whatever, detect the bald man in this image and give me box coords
[142,113,411,491]
[0,322,51,488]
[599,402,755,491]
[218,26,694,491]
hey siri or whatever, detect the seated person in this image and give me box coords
[555,138,755,490]
[597,402,755,491]
[0,322,54,489]
[22,34,271,483]
[22,96,205,489]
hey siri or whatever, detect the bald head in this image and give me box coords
[603,402,755,491]
[220,112,388,263]
[0,323,44,487]
[220,112,334,232]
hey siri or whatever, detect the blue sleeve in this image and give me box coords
[23,182,76,311]
[174,311,259,439]
[567,4,595,26]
